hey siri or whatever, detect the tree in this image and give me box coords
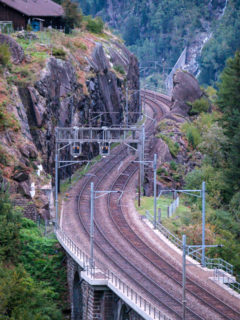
[0,189,64,319]
[86,16,104,34]
[123,17,140,46]
[217,50,240,201]
[0,265,61,320]
[62,0,83,28]
[0,190,22,263]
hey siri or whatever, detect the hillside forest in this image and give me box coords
[79,0,240,86]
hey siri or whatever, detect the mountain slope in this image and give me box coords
[79,0,239,86]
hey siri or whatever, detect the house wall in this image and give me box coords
[0,3,27,30]
[0,3,63,31]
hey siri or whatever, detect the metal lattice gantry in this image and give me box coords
[54,125,146,226]
[55,125,145,162]
[56,125,144,145]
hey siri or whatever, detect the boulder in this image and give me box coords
[13,171,29,182]
[18,181,31,198]
[16,31,38,40]
[20,144,38,159]
[171,70,203,116]
[0,34,24,64]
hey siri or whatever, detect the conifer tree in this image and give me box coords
[217,51,240,201]
[0,190,21,263]
[62,0,83,28]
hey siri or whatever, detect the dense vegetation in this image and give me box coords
[199,0,240,85]
[78,0,240,87]
[177,51,240,274]
[0,190,68,319]
[80,0,210,66]
[52,0,104,34]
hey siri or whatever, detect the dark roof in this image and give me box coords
[0,0,64,17]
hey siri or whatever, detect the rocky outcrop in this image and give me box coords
[171,70,203,117]
[87,42,139,125]
[0,34,24,64]
[145,71,204,194]
[1,33,139,220]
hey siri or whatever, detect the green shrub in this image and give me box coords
[170,161,177,170]
[182,123,201,148]
[0,187,67,317]
[185,164,225,207]
[52,47,66,59]
[158,134,180,157]
[113,65,125,75]
[86,16,104,34]
[0,43,10,66]
[189,97,210,115]
[205,86,217,102]
[157,167,168,176]
[0,191,22,263]
[229,192,240,214]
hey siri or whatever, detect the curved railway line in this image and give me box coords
[63,90,240,320]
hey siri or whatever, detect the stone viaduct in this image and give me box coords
[56,228,166,320]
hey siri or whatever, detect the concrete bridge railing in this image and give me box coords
[55,226,172,320]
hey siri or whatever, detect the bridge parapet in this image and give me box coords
[56,226,172,320]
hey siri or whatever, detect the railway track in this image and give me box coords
[76,102,202,319]
[141,89,172,108]
[107,160,240,320]
[65,90,240,319]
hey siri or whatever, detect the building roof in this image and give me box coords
[0,0,64,17]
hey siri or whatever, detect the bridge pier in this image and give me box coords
[67,255,144,320]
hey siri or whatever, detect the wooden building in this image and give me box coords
[0,0,64,31]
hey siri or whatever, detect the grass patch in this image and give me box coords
[135,195,190,220]
[74,40,87,50]
[30,51,48,61]
[60,155,101,194]
[0,100,20,131]
[113,64,125,75]
[0,43,11,66]
[8,65,37,86]
[52,47,66,60]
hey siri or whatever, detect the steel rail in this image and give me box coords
[107,156,240,320]
[130,91,240,319]
[105,164,203,319]
[74,100,204,319]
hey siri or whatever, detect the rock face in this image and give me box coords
[1,33,139,220]
[17,43,139,174]
[0,34,24,64]
[88,43,139,125]
[171,70,203,116]
[144,71,204,194]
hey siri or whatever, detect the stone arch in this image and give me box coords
[73,272,82,320]
[119,304,130,320]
